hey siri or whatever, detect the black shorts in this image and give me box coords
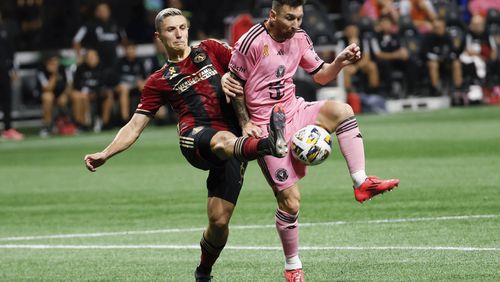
[179,126,247,204]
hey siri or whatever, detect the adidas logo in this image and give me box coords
[277,49,285,55]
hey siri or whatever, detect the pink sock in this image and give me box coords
[335,117,366,175]
[275,209,299,258]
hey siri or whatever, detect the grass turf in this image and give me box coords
[0,106,499,281]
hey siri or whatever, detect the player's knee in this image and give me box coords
[281,200,300,215]
[325,100,354,121]
[211,131,236,158]
[278,195,301,215]
[208,214,231,230]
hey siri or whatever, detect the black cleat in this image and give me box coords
[268,103,288,158]
[195,267,212,282]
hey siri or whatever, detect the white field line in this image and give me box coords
[0,244,498,252]
[0,214,498,242]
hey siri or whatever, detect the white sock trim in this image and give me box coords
[352,170,368,188]
[285,255,302,270]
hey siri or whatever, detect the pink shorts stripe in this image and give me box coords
[257,99,326,192]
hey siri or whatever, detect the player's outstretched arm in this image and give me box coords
[84,113,151,172]
[312,43,361,85]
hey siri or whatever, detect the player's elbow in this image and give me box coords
[313,75,329,86]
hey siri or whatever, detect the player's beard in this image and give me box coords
[283,28,296,39]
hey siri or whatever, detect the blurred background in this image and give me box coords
[0,0,499,140]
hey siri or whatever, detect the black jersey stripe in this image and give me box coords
[135,109,153,117]
[297,29,313,46]
[309,62,324,75]
[239,24,264,53]
[240,25,265,55]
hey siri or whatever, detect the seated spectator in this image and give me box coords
[71,49,112,131]
[370,15,418,96]
[73,2,126,122]
[360,0,400,23]
[114,42,147,125]
[460,15,496,85]
[339,22,380,93]
[422,19,463,96]
[399,0,437,33]
[36,53,72,137]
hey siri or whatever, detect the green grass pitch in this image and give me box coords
[1,106,499,281]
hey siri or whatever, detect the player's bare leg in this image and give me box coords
[195,197,235,282]
[316,100,399,202]
[275,184,303,281]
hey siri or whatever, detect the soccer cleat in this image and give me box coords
[268,103,288,158]
[284,268,304,282]
[194,267,212,282]
[354,176,400,203]
[1,128,24,141]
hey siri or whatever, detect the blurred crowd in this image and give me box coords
[338,0,500,110]
[0,0,499,140]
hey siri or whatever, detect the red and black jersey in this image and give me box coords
[136,39,240,135]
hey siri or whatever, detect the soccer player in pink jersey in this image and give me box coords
[223,0,400,280]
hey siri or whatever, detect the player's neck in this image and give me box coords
[167,46,191,63]
[264,20,287,43]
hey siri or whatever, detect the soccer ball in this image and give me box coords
[291,125,332,166]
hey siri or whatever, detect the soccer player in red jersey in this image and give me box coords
[84,8,287,282]
[223,1,400,280]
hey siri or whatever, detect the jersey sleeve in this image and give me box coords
[298,32,324,75]
[228,39,256,81]
[135,74,165,117]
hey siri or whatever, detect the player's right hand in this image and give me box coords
[221,72,243,102]
[84,152,107,172]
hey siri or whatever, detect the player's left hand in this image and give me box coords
[334,43,361,67]
[242,121,262,138]
[221,72,244,103]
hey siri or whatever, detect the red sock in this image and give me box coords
[234,137,270,161]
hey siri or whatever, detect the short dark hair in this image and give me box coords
[272,0,306,10]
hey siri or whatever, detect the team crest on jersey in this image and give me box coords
[276,65,286,78]
[193,52,206,63]
[275,168,288,182]
[263,44,269,57]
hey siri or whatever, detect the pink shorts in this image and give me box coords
[258,99,326,192]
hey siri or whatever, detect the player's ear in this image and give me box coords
[269,9,277,21]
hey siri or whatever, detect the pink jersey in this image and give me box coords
[229,22,324,125]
